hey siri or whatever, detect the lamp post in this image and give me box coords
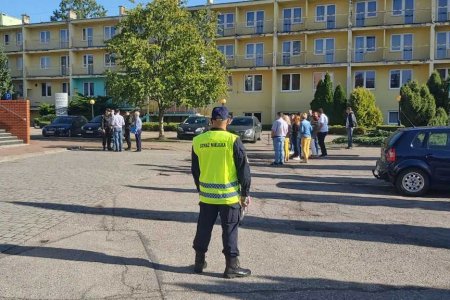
[396,95,401,126]
[219,98,227,106]
[89,99,95,120]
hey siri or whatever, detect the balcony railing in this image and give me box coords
[435,46,450,60]
[352,46,430,62]
[304,49,348,64]
[25,39,70,51]
[278,14,349,33]
[353,9,431,27]
[72,35,108,48]
[217,25,236,37]
[230,54,273,68]
[10,69,23,78]
[277,53,306,66]
[236,20,274,35]
[1,44,23,52]
[26,66,70,77]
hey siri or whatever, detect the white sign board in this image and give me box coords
[55,93,68,116]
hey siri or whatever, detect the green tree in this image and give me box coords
[51,0,107,21]
[106,0,228,138]
[429,107,449,126]
[426,71,447,108]
[331,84,347,125]
[400,81,436,126]
[0,47,13,98]
[310,72,333,113]
[348,87,383,128]
[38,103,56,116]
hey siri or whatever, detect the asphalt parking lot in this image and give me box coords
[0,131,449,299]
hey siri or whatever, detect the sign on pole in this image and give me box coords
[55,93,68,116]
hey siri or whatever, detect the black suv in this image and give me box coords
[42,116,88,137]
[373,127,450,196]
[177,116,211,139]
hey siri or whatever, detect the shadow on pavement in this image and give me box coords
[9,202,450,250]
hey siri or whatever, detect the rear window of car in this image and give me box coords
[386,131,403,148]
[411,132,426,149]
[428,132,450,150]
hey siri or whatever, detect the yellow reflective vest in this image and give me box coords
[192,130,240,205]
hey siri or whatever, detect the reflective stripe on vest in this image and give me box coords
[193,130,240,205]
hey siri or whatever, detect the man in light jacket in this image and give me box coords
[345,107,357,149]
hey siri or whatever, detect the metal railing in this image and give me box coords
[217,25,236,37]
[24,39,70,51]
[236,20,274,35]
[9,69,23,78]
[353,9,432,27]
[26,66,70,77]
[72,35,107,48]
[435,47,450,60]
[352,46,430,62]
[304,49,348,64]
[278,14,348,32]
[277,53,306,66]
[232,54,273,68]
[1,44,23,52]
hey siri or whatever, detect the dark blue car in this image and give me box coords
[42,116,88,137]
[373,127,450,196]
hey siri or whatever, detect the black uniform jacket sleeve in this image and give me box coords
[233,138,251,197]
[191,147,201,192]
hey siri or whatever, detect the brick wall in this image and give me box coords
[0,100,30,144]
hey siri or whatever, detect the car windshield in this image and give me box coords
[230,118,253,126]
[52,117,73,124]
[90,115,103,123]
[184,117,207,125]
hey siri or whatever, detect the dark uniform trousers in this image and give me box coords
[102,128,112,149]
[193,202,240,257]
[124,128,132,149]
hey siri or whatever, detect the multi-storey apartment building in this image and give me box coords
[1,1,450,124]
[0,9,124,115]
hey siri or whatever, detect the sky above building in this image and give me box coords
[1,0,243,23]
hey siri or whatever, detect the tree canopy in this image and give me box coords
[0,47,13,98]
[331,84,347,125]
[51,0,107,21]
[106,0,228,137]
[348,87,383,128]
[400,81,436,127]
[310,72,333,114]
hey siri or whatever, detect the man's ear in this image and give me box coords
[227,119,231,125]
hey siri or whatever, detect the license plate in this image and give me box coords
[47,131,54,134]
[86,130,93,134]
[186,132,194,134]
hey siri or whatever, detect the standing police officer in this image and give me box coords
[191,106,251,279]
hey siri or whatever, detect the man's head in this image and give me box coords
[346,107,352,113]
[277,112,284,118]
[115,109,120,114]
[125,111,130,116]
[211,106,230,129]
[318,108,324,115]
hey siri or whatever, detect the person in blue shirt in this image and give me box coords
[300,112,313,163]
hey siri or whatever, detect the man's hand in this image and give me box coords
[240,196,251,208]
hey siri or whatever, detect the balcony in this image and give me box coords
[353,9,431,28]
[304,49,347,65]
[72,35,108,48]
[226,54,273,68]
[352,46,430,63]
[235,20,274,35]
[71,64,120,76]
[277,53,306,66]
[25,40,69,51]
[435,47,450,60]
[10,69,23,78]
[26,66,70,78]
[1,44,23,52]
[217,25,236,37]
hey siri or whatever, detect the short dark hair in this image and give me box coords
[318,108,324,114]
[115,109,120,113]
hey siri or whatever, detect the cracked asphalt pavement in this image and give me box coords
[0,134,449,299]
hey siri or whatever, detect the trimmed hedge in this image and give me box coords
[328,125,367,135]
[332,136,386,146]
[376,125,404,132]
[34,114,57,128]
[142,122,180,131]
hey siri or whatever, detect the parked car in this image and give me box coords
[177,115,211,139]
[227,116,262,143]
[373,127,450,196]
[81,115,104,138]
[42,116,88,137]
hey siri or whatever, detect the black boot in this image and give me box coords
[194,252,207,274]
[223,256,251,279]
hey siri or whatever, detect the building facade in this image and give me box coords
[1,1,450,124]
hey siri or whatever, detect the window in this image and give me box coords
[393,0,414,16]
[82,28,93,41]
[316,4,336,22]
[390,69,412,88]
[245,43,264,58]
[218,44,234,59]
[391,34,413,51]
[411,132,426,148]
[354,71,376,89]
[104,26,116,40]
[313,72,334,90]
[83,54,94,67]
[227,75,233,90]
[16,32,22,45]
[355,36,376,52]
[104,53,116,67]
[388,111,400,125]
[218,13,234,28]
[436,68,450,80]
[246,11,264,27]
[428,132,449,149]
[40,56,50,69]
[3,34,10,45]
[40,31,50,44]
[281,74,301,91]
[83,82,95,97]
[16,57,23,70]
[436,31,450,59]
[62,82,70,95]
[282,41,301,56]
[314,38,334,55]
[41,83,51,97]
[244,74,262,92]
[283,7,302,24]
[438,0,450,22]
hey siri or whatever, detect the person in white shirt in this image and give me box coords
[111,109,125,152]
[271,112,289,166]
[317,108,329,157]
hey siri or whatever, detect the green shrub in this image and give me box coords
[429,107,449,126]
[400,81,436,127]
[33,114,57,128]
[349,87,383,128]
[262,124,272,131]
[142,122,179,131]
[376,125,404,132]
[38,103,56,116]
[354,127,367,135]
[366,129,391,138]
[328,125,367,135]
[332,136,386,146]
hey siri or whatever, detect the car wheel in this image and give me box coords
[250,134,257,143]
[395,168,429,197]
[42,132,48,137]
[257,132,261,141]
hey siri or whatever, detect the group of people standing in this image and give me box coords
[101,108,143,152]
[271,108,329,165]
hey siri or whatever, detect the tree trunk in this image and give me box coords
[158,109,165,139]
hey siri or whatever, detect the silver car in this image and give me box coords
[227,116,262,143]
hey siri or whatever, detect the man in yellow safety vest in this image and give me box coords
[191,106,252,279]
